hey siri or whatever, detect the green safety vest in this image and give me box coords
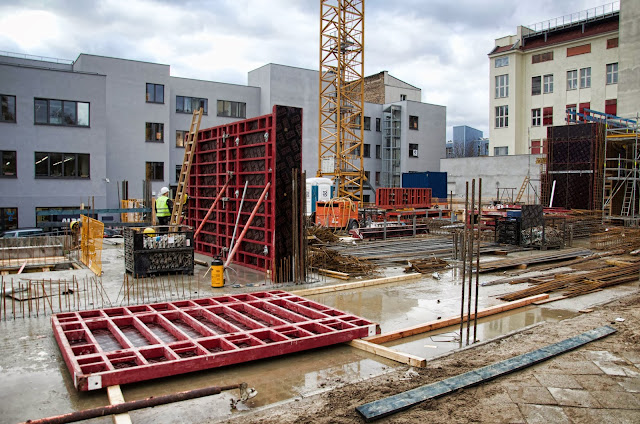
[156,195,170,217]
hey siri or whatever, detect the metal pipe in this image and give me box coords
[20,383,245,424]
[194,174,233,239]
[466,179,475,345]
[225,182,271,268]
[459,181,468,346]
[474,178,482,342]
[229,180,249,255]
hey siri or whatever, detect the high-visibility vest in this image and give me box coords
[156,195,170,217]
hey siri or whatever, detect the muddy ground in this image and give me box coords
[221,289,640,423]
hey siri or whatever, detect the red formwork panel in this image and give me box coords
[186,106,303,278]
[376,188,432,209]
[52,291,379,391]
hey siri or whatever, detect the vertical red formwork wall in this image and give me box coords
[186,106,303,281]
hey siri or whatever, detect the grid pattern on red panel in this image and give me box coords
[185,106,303,277]
[376,188,432,209]
[52,291,377,391]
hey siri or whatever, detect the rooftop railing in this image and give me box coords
[525,1,619,35]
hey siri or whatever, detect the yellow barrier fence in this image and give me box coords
[80,215,104,275]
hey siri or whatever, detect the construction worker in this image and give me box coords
[155,187,173,228]
[181,193,189,219]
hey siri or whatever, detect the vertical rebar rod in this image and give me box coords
[474,178,482,342]
[459,181,468,346]
[466,179,475,345]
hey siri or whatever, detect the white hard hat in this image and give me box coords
[160,187,169,195]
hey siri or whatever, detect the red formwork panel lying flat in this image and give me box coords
[376,188,432,209]
[52,291,378,391]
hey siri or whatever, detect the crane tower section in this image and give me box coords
[318,0,365,203]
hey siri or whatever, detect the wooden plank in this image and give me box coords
[107,385,133,424]
[292,273,422,297]
[364,294,549,344]
[533,295,567,305]
[356,326,617,422]
[348,339,426,368]
[318,268,351,280]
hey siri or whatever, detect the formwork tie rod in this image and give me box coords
[21,383,250,424]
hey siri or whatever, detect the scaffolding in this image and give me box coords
[381,104,401,187]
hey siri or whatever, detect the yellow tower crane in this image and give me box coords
[318,0,365,205]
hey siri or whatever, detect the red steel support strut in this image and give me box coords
[194,173,233,239]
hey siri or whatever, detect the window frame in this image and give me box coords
[375,144,381,159]
[531,108,541,127]
[400,94,407,101]
[363,143,371,158]
[1,150,17,177]
[543,74,554,94]
[34,98,90,127]
[146,83,165,104]
[495,56,509,68]
[495,74,509,98]
[217,100,246,118]
[566,104,577,123]
[567,70,578,90]
[494,146,508,156]
[176,130,187,148]
[409,143,419,158]
[363,116,371,131]
[409,115,419,130]
[0,207,18,232]
[1,94,16,123]
[375,118,381,132]
[145,161,164,181]
[145,122,165,143]
[580,67,591,88]
[176,95,208,114]
[606,63,618,85]
[543,107,553,126]
[532,76,541,96]
[34,152,90,179]
[495,105,508,128]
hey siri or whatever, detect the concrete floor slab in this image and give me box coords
[589,390,640,409]
[573,374,627,391]
[532,359,604,375]
[517,404,571,424]
[534,373,583,389]
[564,407,640,424]
[508,386,558,405]
[547,387,601,408]
[619,376,640,393]
[595,360,633,376]
[478,401,524,423]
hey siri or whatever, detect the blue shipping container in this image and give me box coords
[402,172,447,200]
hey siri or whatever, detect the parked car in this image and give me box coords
[103,228,122,238]
[1,228,44,238]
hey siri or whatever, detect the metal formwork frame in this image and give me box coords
[52,290,378,391]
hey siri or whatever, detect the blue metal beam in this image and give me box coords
[356,325,616,422]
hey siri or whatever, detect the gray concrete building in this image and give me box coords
[0,53,446,229]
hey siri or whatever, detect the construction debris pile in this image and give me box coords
[404,257,448,274]
[308,246,379,278]
[307,226,340,244]
[520,225,564,247]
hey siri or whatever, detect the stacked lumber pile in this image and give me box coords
[404,258,448,274]
[478,248,591,273]
[309,246,380,279]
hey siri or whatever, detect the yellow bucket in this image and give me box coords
[210,259,224,288]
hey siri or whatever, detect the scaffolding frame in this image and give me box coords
[318,0,365,203]
[381,104,401,187]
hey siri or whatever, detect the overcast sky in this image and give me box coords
[0,0,616,139]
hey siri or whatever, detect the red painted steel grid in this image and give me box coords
[376,188,432,209]
[52,291,378,391]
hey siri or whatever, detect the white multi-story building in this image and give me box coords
[488,2,627,156]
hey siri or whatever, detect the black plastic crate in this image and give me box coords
[124,226,194,277]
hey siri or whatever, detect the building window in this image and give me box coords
[606,63,618,85]
[35,152,90,178]
[567,70,578,90]
[409,115,419,130]
[605,99,617,116]
[531,139,545,155]
[531,76,541,96]
[375,144,381,159]
[579,102,590,122]
[495,105,508,128]
[145,122,164,142]
[400,94,407,101]
[580,67,591,88]
[363,144,371,158]
[375,171,380,185]
[0,207,18,232]
[364,116,371,131]
[495,74,509,98]
[375,118,381,132]
[494,146,508,156]
[363,194,370,203]
[217,100,246,118]
[1,95,16,123]
[566,104,577,123]
[146,83,164,104]
[543,107,553,126]
[2,151,16,177]
[532,51,553,64]
[175,165,181,182]
[145,162,164,181]
[531,109,541,127]
[176,96,208,114]
[176,130,187,147]
[409,143,419,158]
[495,56,509,67]
[607,38,618,49]
[34,98,89,126]
[364,171,370,182]
[566,44,591,57]
[543,74,554,93]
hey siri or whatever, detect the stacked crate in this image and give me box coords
[124,226,194,277]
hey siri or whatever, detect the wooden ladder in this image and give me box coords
[515,175,530,204]
[170,107,203,226]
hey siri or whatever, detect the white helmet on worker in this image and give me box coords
[159,187,169,196]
